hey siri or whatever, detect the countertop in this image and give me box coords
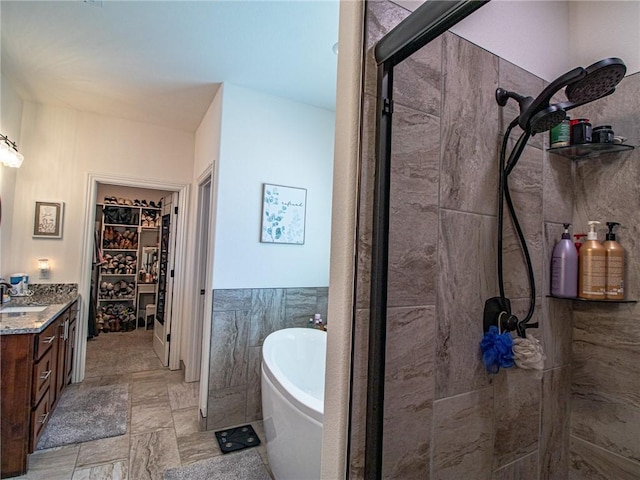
[0,294,79,335]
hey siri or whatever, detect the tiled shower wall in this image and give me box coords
[569,72,640,478]
[206,287,328,430]
[349,2,574,478]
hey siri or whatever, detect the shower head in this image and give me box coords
[565,57,626,104]
[495,58,627,134]
[528,105,566,134]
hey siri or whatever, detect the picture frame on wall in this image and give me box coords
[33,201,64,238]
[260,183,307,245]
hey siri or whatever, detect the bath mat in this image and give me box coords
[163,448,270,480]
[36,384,128,450]
[214,424,261,453]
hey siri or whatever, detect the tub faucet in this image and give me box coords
[0,282,12,305]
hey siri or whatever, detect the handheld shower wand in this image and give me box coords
[485,58,627,338]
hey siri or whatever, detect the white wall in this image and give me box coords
[396,1,639,80]
[321,0,363,476]
[7,101,195,283]
[449,0,571,82]
[194,85,223,181]
[186,85,223,381]
[570,1,640,76]
[212,84,335,289]
[0,73,24,276]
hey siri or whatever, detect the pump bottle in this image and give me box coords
[603,222,625,300]
[578,221,606,299]
[551,223,578,298]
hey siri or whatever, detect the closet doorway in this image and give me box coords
[91,184,172,366]
[77,174,190,383]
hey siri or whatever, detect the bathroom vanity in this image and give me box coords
[0,297,78,478]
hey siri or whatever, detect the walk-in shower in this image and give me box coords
[366,0,628,475]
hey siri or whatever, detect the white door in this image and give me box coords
[186,177,211,382]
[153,192,178,366]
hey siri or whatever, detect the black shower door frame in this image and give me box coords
[364,1,489,478]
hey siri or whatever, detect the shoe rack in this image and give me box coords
[95,197,161,333]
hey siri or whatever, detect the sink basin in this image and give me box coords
[0,306,47,313]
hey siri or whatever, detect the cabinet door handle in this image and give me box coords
[40,370,52,381]
[42,335,56,344]
[38,412,50,424]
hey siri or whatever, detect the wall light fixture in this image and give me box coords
[0,133,24,168]
[38,258,50,279]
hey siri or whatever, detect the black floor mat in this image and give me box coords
[214,424,261,454]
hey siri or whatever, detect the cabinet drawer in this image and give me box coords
[30,391,51,450]
[32,348,54,406]
[34,318,60,361]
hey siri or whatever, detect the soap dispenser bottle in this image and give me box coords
[551,223,578,298]
[578,221,606,299]
[603,222,625,300]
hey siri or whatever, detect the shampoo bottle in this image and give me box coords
[551,223,578,298]
[604,222,625,300]
[578,221,606,299]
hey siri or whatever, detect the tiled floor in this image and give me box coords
[16,328,272,479]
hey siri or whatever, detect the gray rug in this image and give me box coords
[36,384,128,450]
[163,449,271,480]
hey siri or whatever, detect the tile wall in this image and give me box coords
[569,72,640,478]
[206,287,328,430]
[349,2,574,478]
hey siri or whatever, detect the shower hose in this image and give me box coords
[497,119,538,338]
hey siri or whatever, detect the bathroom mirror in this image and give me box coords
[140,247,158,283]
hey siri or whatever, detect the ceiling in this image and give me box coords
[1,0,340,133]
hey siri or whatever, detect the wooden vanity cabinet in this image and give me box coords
[0,300,78,479]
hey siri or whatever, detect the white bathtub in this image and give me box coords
[261,327,326,480]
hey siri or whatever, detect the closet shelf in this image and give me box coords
[98,297,135,302]
[98,203,161,210]
[548,143,634,160]
[547,295,637,304]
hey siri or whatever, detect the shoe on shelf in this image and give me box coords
[133,199,141,206]
[149,201,157,208]
[141,200,148,207]
[117,197,126,205]
[124,198,133,206]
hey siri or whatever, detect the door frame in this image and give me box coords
[185,166,214,383]
[75,173,190,382]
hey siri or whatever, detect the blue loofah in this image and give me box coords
[480,326,514,374]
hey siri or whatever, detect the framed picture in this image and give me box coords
[261,184,307,244]
[33,201,64,238]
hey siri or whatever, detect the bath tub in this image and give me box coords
[261,327,326,480]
